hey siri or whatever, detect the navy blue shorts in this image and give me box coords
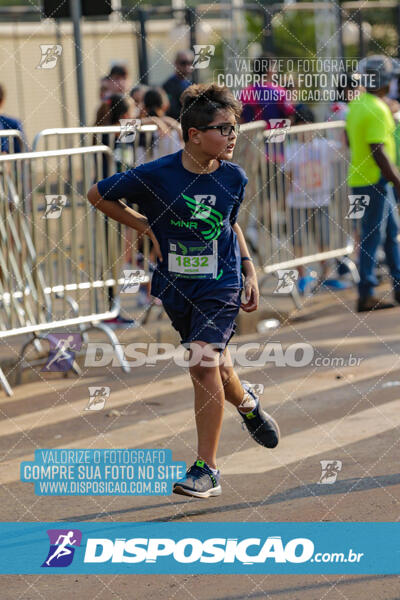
[162,288,242,352]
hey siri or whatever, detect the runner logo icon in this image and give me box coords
[42,529,82,567]
[346,195,370,219]
[267,119,291,143]
[182,193,223,240]
[318,460,342,484]
[37,44,62,69]
[192,45,215,69]
[42,333,82,372]
[274,269,299,294]
[42,195,67,219]
[85,386,111,411]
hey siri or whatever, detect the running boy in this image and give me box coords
[87,84,280,498]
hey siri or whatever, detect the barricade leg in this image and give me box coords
[0,368,13,396]
[339,256,360,284]
[80,322,131,374]
[16,335,42,386]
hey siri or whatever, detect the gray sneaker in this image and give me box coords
[173,460,221,498]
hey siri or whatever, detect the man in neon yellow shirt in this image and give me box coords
[346,55,400,311]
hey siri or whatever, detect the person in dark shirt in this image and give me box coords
[162,50,194,120]
[0,83,27,153]
[239,55,295,126]
[87,83,280,499]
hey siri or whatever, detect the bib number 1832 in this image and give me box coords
[175,256,209,268]
[168,239,217,278]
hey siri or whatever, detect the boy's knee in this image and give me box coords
[190,363,219,384]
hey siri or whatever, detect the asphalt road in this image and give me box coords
[1,294,400,599]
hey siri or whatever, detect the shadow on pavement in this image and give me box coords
[65,473,400,522]
[208,574,398,599]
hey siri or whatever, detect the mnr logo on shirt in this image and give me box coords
[170,219,198,230]
[182,193,223,240]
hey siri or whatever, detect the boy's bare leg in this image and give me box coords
[188,341,225,470]
[219,347,280,449]
[218,348,254,410]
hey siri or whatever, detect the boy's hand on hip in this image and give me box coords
[240,275,259,312]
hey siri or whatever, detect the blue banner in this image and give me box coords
[0,522,398,574]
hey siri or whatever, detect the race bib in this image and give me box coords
[168,239,218,279]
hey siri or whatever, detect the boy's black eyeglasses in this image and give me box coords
[197,123,240,136]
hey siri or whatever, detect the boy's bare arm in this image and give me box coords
[87,184,162,261]
[232,222,259,312]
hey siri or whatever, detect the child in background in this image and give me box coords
[143,87,183,158]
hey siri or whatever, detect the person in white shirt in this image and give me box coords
[284,106,345,293]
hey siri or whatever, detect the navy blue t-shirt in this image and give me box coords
[97,149,248,308]
[0,115,26,153]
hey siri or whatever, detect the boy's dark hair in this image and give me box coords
[0,84,4,104]
[180,84,242,143]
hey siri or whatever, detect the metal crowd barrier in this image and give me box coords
[236,120,358,305]
[32,124,159,171]
[0,145,137,396]
[31,123,170,305]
